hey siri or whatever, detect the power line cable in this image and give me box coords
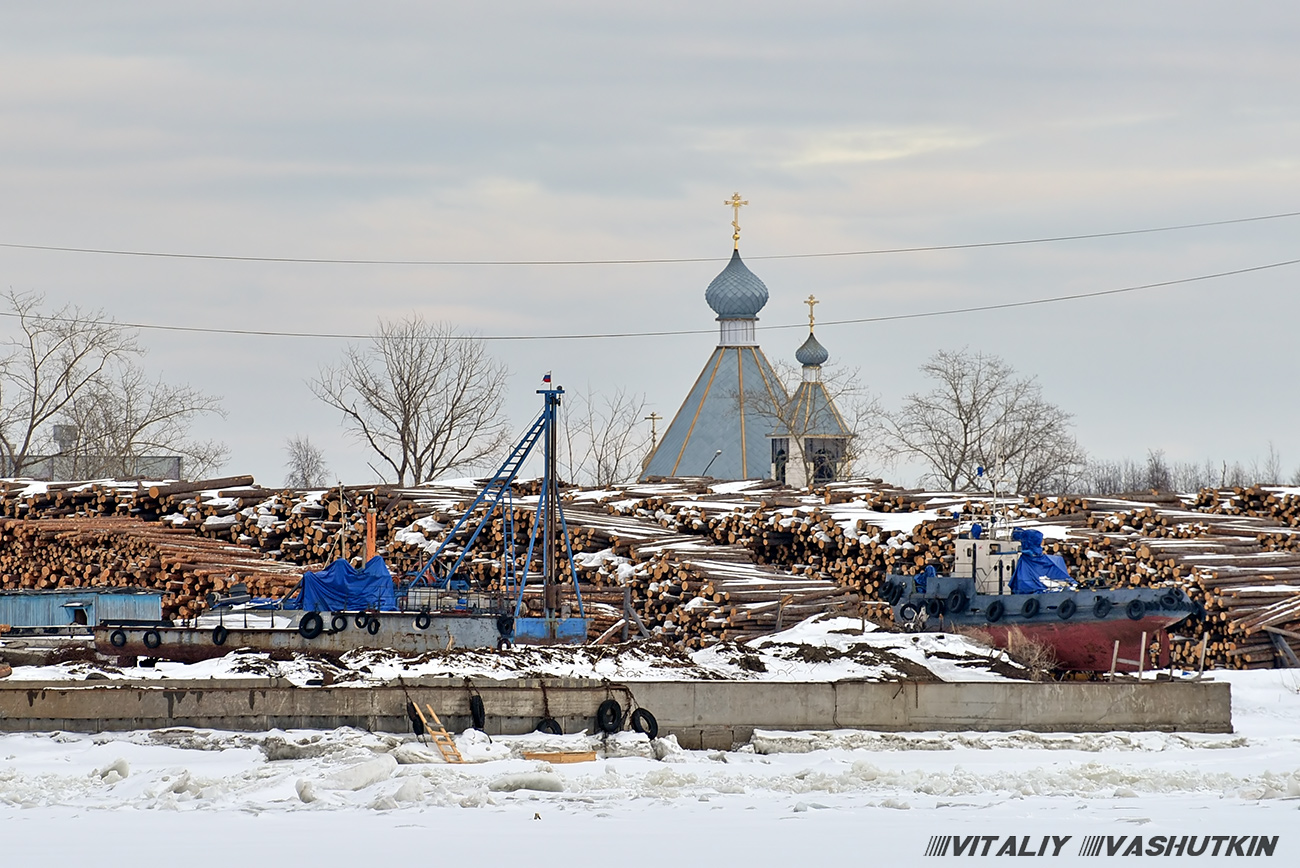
[1,209,1297,266]
[813,255,1300,329]
[2,255,1297,341]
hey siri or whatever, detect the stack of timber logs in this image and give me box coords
[3,474,1300,667]
[0,517,300,621]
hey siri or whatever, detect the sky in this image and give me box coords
[2,2,1299,487]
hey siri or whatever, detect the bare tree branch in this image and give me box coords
[881,349,1085,493]
[56,359,228,478]
[309,315,511,485]
[561,386,651,486]
[284,435,331,488]
[0,290,141,474]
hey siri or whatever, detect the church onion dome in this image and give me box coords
[795,331,829,367]
[705,249,769,319]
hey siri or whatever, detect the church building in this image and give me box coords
[767,299,853,487]
[640,195,852,486]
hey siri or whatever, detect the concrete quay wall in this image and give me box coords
[0,679,1232,749]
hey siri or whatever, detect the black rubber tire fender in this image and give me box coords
[1126,599,1146,621]
[985,600,1005,623]
[898,601,920,621]
[1093,597,1113,619]
[496,614,514,637]
[630,708,659,740]
[1057,598,1077,620]
[925,597,946,617]
[414,611,431,630]
[496,636,510,651]
[406,701,426,737]
[299,612,324,639]
[946,589,969,615]
[1160,590,1180,610]
[469,695,486,731]
[143,629,162,649]
[354,614,370,630]
[212,625,229,646]
[536,718,562,735]
[331,614,348,632]
[110,629,128,648]
[596,698,622,734]
[1021,597,1040,618]
[366,617,381,636]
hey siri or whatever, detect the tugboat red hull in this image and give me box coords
[977,614,1186,672]
[886,572,1197,673]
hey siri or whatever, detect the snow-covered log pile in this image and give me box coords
[3,475,1300,668]
[563,480,1300,668]
[0,517,301,620]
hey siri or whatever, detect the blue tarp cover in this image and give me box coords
[292,557,398,612]
[1010,528,1075,593]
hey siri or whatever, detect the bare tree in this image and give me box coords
[881,349,1085,493]
[55,359,227,478]
[1260,442,1283,485]
[561,386,651,486]
[0,291,140,475]
[310,315,511,485]
[1,291,225,480]
[283,435,331,488]
[1083,445,1291,495]
[1144,449,1172,491]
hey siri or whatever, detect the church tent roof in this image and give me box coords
[641,345,787,480]
[774,380,851,439]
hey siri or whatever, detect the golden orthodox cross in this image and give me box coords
[644,412,663,448]
[805,294,819,329]
[724,192,748,249]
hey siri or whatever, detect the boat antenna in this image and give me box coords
[978,432,1007,539]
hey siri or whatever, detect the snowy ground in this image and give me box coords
[0,668,1296,866]
[2,616,1029,685]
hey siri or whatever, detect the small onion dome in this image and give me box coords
[705,249,769,319]
[795,331,828,367]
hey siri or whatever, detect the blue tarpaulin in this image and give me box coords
[290,557,398,612]
[1010,528,1075,593]
[914,564,937,594]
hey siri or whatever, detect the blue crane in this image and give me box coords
[407,385,586,643]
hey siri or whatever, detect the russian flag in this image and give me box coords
[542,371,552,383]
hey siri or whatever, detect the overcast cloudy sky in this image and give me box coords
[2,2,1298,486]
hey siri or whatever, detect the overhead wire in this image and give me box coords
[1,255,1297,341]
[0,209,1298,266]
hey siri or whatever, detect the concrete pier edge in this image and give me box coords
[0,678,1232,750]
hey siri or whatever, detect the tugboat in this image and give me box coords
[881,524,1196,671]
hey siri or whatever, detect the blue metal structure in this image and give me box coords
[0,588,162,630]
[408,386,586,641]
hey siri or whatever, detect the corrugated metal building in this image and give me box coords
[0,588,162,629]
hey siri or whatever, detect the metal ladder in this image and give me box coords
[408,413,547,587]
